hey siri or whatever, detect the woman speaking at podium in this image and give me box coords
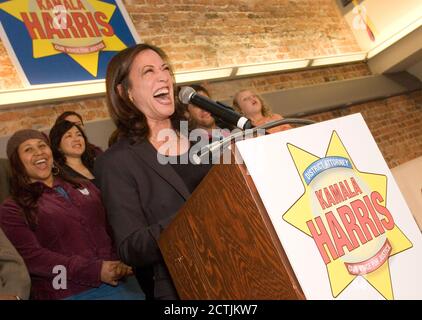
[95,44,210,300]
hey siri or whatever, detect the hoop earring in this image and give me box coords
[52,164,60,176]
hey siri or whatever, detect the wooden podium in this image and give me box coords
[159,147,305,300]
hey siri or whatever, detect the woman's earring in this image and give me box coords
[52,164,60,176]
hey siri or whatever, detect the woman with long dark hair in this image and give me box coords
[0,129,144,300]
[94,43,211,300]
[54,110,103,156]
[49,120,96,184]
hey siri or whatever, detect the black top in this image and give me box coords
[94,138,207,300]
[62,164,96,186]
[168,152,212,193]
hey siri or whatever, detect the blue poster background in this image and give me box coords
[0,0,138,85]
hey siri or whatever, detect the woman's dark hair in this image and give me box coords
[54,111,84,126]
[108,128,120,147]
[106,43,184,144]
[9,142,82,230]
[49,120,95,170]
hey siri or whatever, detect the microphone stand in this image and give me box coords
[192,118,316,165]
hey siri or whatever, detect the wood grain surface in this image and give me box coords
[159,146,305,299]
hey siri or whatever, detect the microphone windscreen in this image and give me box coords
[179,86,196,104]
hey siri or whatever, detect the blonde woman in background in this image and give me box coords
[233,89,292,134]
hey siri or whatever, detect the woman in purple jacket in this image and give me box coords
[0,129,144,300]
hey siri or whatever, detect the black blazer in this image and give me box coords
[94,138,191,299]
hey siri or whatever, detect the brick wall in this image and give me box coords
[205,63,372,101]
[0,0,359,91]
[0,0,420,167]
[1,61,420,168]
[0,0,362,133]
[0,62,371,138]
[0,41,22,90]
[306,90,422,168]
[123,0,360,71]
[205,67,422,168]
[0,97,108,138]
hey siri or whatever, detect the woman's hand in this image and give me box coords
[100,261,133,286]
[113,261,134,279]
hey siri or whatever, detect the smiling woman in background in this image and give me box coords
[0,129,143,300]
[49,120,96,184]
[54,110,103,156]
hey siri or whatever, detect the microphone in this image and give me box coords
[192,118,316,164]
[179,86,252,130]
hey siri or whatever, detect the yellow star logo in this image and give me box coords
[0,0,127,76]
[283,131,412,299]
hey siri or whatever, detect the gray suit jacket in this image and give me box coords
[94,138,190,299]
[0,159,11,204]
[0,227,31,299]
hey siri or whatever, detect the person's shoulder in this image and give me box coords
[94,138,144,178]
[96,138,131,163]
[270,113,284,120]
[0,198,22,220]
[89,143,104,156]
[1,198,18,210]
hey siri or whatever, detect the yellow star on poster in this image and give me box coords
[283,131,412,300]
[0,0,127,76]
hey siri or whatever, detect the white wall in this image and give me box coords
[392,156,422,231]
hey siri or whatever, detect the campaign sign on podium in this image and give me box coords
[236,113,422,300]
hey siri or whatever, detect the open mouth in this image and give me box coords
[34,159,48,170]
[153,87,172,104]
